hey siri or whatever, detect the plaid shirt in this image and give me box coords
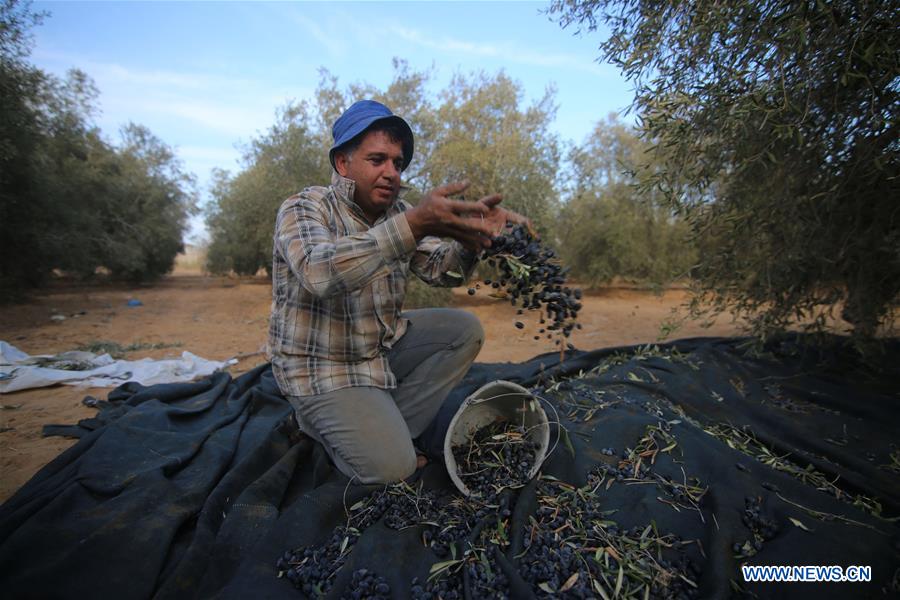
[268,172,478,397]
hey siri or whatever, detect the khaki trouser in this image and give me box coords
[284,308,484,484]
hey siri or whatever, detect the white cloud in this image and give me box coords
[277,7,346,58]
[30,48,311,191]
[360,22,613,77]
[134,97,270,138]
[35,49,278,132]
[34,48,259,90]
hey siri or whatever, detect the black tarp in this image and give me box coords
[1,336,898,599]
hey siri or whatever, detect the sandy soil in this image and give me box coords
[0,267,748,503]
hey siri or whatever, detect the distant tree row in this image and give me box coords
[0,1,196,299]
[204,60,693,306]
[559,115,695,288]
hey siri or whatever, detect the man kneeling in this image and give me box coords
[267,100,525,483]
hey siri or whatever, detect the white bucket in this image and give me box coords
[443,380,551,497]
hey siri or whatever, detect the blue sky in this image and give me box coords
[30,1,633,242]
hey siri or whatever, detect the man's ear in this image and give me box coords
[334,151,351,177]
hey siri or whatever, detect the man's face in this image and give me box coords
[334,130,404,222]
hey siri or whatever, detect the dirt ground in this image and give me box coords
[0,265,748,503]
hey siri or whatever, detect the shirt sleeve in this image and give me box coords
[274,193,417,298]
[409,236,480,287]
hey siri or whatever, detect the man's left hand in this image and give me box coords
[474,194,533,238]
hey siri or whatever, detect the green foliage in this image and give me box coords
[550,0,899,340]
[100,124,197,281]
[1,0,50,291]
[559,115,696,287]
[206,101,328,275]
[1,1,196,295]
[428,72,561,236]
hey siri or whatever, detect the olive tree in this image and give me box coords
[1,0,50,292]
[206,102,328,275]
[549,0,899,340]
[428,72,561,237]
[2,0,197,294]
[99,124,197,281]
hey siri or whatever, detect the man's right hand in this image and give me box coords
[404,181,498,251]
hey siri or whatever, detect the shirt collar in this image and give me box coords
[329,171,367,221]
[331,171,356,205]
[330,171,404,224]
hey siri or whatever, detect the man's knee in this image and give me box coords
[450,309,484,351]
[353,441,417,484]
[289,388,417,485]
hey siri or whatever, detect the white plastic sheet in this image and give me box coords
[0,341,237,394]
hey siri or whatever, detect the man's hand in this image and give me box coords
[476,194,532,238]
[405,181,497,250]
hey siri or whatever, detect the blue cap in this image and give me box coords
[329,100,414,171]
